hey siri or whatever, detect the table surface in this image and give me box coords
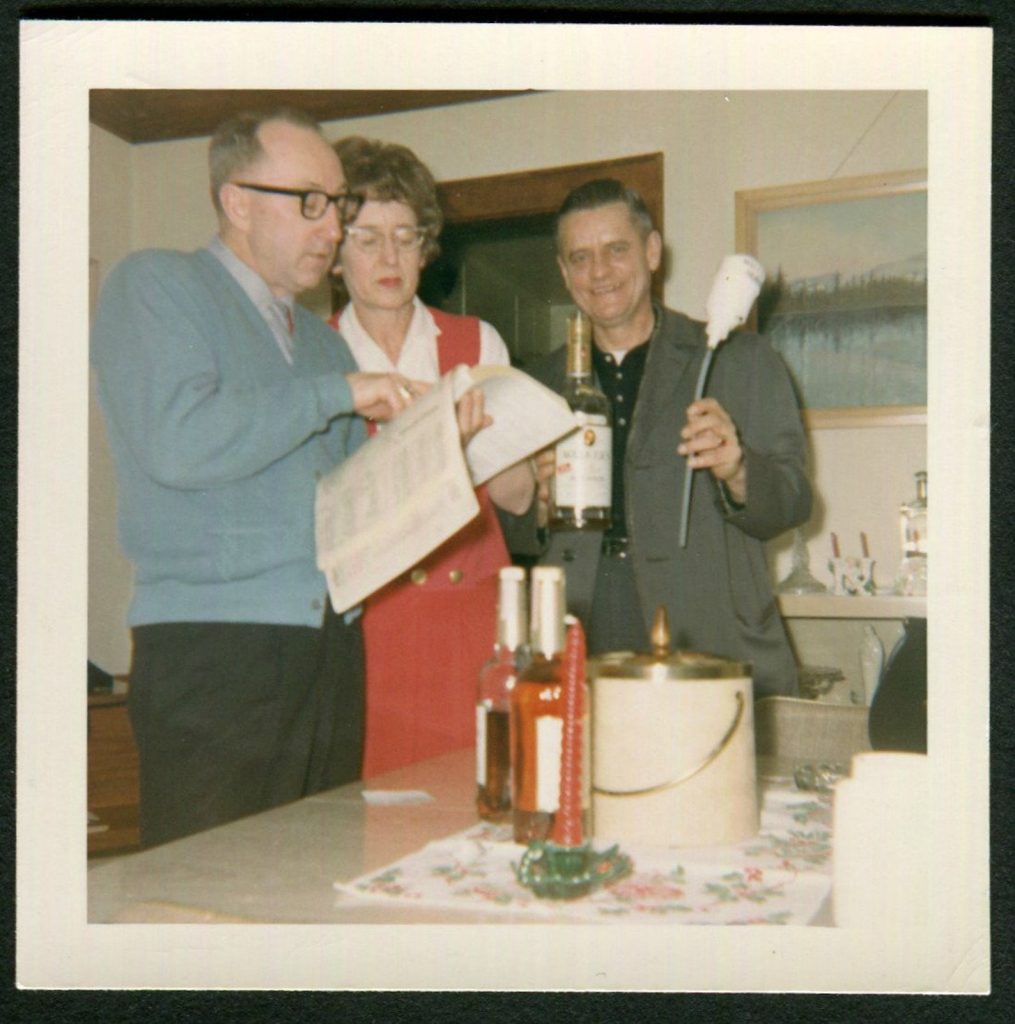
[87,747,833,925]
[88,748,490,923]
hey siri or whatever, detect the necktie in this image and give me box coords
[268,299,295,364]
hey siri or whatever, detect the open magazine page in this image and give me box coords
[452,363,577,485]
[316,372,479,613]
[316,363,579,613]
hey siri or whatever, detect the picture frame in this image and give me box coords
[735,169,927,429]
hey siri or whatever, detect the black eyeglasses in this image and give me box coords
[233,183,365,223]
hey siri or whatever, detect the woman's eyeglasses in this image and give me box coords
[343,226,427,255]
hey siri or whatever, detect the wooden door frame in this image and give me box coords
[435,152,665,299]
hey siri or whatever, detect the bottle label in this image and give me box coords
[900,512,927,557]
[555,415,612,510]
[476,705,487,786]
[535,715,563,812]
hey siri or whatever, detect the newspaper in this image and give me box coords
[315,363,577,613]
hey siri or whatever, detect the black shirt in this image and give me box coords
[591,323,655,541]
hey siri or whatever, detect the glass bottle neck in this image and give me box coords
[529,579,564,657]
[497,577,527,649]
[565,311,593,378]
[566,342,592,378]
[492,639,525,660]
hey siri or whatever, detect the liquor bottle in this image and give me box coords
[895,471,928,596]
[549,311,613,531]
[510,566,589,843]
[476,566,529,822]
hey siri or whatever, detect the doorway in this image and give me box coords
[421,153,664,369]
[419,213,568,369]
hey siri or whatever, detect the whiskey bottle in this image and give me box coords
[510,566,589,843]
[476,566,529,822]
[549,311,613,531]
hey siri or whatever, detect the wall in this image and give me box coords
[89,90,927,674]
[88,127,135,673]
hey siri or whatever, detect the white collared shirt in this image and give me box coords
[337,296,510,379]
[207,236,296,364]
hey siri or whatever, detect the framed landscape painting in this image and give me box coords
[736,169,927,429]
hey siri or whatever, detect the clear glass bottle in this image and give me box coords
[549,311,613,531]
[895,471,928,596]
[509,566,589,844]
[476,567,529,822]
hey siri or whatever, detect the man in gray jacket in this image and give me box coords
[517,178,811,698]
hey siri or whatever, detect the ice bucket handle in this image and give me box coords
[593,691,745,798]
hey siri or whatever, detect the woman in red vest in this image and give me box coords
[328,136,535,778]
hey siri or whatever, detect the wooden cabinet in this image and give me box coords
[88,692,140,856]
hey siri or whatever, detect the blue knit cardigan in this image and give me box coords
[91,248,364,627]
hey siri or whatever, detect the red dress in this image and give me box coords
[331,307,511,778]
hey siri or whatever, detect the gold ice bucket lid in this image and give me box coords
[590,606,751,682]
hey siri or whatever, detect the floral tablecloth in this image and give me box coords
[334,782,833,924]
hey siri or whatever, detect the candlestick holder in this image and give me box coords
[514,616,632,900]
[515,840,632,900]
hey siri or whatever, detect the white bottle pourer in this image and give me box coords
[678,255,765,548]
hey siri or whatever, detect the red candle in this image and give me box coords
[550,617,586,848]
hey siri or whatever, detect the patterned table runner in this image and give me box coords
[335,782,833,924]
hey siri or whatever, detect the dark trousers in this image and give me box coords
[128,605,364,848]
[587,551,650,656]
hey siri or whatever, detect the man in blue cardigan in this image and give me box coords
[91,109,426,846]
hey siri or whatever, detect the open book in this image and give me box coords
[315,363,578,613]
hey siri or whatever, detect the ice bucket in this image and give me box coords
[590,610,758,847]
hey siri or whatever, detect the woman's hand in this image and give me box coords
[456,388,537,516]
[456,387,493,447]
[346,372,430,422]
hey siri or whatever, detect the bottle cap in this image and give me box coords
[529,566,565,656]
[497,566,528,648]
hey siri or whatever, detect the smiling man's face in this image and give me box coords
[556,201,662,335]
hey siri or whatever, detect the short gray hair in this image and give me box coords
[555,178,655,250]
[208,108,323,214]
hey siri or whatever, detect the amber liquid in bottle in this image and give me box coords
[510,566,589,843]
[477,707,511,820]
[549,311,613,532]
[510,653,565,843]
[476,567,528,822]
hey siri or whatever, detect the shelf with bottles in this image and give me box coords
[777,592,926,620]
